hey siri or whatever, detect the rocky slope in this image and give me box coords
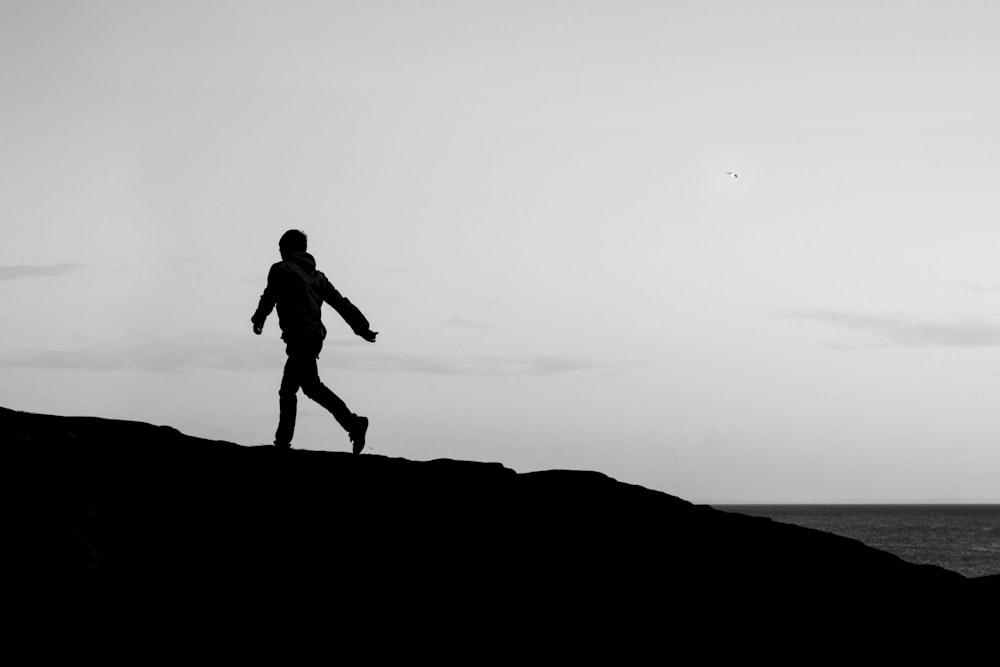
[2,406,992,643]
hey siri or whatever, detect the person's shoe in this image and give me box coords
[349,416,369,455]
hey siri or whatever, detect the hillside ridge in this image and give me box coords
[2,405,994,638]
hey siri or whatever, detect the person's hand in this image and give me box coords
[253,323,263,335]
[360,329,377,343]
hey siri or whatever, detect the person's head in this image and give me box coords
[279,229,307,259]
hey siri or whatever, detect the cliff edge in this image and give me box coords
[1,406,991,642]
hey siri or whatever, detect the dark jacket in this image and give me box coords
[251,252,370,343]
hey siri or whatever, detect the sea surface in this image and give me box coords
[712,504,1000,579]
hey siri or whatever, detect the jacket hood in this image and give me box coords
[287,251,317,275]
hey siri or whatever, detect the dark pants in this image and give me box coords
[275,338,355,447]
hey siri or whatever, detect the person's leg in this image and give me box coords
[298,340,367,452]
[274,353,302,447]
[298,355,358,432]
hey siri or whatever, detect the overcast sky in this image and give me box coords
[4,1,1000,502]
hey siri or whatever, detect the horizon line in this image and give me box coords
[703,499,1000,506]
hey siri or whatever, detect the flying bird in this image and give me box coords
[725,171,738,178]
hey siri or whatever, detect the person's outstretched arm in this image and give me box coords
[321,276,377,342]
[251,264,280,335]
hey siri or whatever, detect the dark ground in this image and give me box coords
[2,406,995,653]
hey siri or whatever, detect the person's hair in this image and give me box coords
[279,229,308,254]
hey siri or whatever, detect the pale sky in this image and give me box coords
[4,1,1000,502]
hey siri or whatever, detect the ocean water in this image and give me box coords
[712,504,1000,579]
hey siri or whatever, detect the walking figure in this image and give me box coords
[252,230,377,453]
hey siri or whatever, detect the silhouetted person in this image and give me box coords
[251,230,377,453]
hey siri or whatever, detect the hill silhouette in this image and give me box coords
[2,405,995,647]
